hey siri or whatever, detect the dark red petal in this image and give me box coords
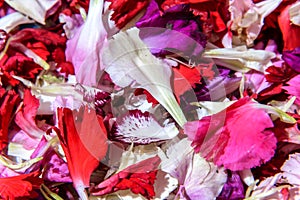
[12,28,66,46]
[0,88,20,150]
[57,61,75,76]
[27,42,50,61]
[52,47,66,63]
[0,29,8,52]
[265,64,297,83]
[91,156,160,199]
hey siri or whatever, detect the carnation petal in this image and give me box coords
[56,106,108,199]
[115,110,178,144]
[184,97,277,171]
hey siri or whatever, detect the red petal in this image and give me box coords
[57,106,107,189]
[278,4,300,51]
[134,89,159,105]
[0,51,42,85]
[91,156,160,199]
[0,88,20,150]
[0,171,42,200]
[15,89,43,139]
[265,64,297,83]
[184,97,277,171]
[57,61,75,76]
[70,0,90,13]
[174,64,200,84]
[12,28,66,46]
[257,83,283,99]
[27,42,50,61]
[52,47,66,63]
[107,0,149,28]
[172,63,215,101]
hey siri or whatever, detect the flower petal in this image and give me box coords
[56,106,108,199]
[115,110,178,144]
[184,97,277,171]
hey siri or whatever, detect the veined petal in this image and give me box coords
[161,138,227,200]
[203,45,276,72]
[0,12,34,33]
[184,97,277,171]
[115,110,178,144]
[65,0,108,86]
[103,27,187,127]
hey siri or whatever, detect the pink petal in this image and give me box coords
[184,97,277,171]
[65,0,107,86]
[15,89,44,139]
[282,75,300,105]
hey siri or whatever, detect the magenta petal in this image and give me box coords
[136,0,206,61]
[43,152,72,182]
[282,75,300,105]
[184,97,277,171]
[282,47,300,73]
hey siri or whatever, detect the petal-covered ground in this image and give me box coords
[0,0,300,199]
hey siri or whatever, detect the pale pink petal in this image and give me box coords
[65,0,107,86]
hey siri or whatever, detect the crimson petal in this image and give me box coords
[91,156,160,199]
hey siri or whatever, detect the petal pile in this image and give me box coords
[1,0,300,199]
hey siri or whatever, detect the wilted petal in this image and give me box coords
[229,0,282,46]
[4,0,61,25]
[0,12,34,33]
[203,45,276,72]
[91,156,160,199]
